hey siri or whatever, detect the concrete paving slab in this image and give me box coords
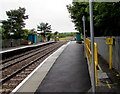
[98,72,108,79]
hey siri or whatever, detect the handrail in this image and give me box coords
[85,38,98,85]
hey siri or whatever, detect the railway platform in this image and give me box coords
[11,41,120,93]
[13,41,91,93]
[1,41,54,54]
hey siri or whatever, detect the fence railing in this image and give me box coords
[85,38,98,85]
[1,39,26,48]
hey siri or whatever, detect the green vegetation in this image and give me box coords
[67,2,120,36]
[54,32,75,40]
[21,29,37,39]
[0,7,75,42]
[37,22,52,41]
[1,7,29,39]
[59,36,73,40]
[58,32,75,38]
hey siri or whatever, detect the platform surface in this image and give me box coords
[35,41,91,93]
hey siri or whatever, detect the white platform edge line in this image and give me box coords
[11,42,70,94]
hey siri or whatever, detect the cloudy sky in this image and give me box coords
[0,0,77,33]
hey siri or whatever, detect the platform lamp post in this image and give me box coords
[0,20,3,36]
[10,32,14,47]
[0,20,3,52]
[10,12,14,47]
[82,16,86,54]
[73,0,96,92]
[89,0,96,93]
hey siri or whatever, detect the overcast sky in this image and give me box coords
[0,0,77,33]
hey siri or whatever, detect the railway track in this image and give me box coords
[0,43,56,70]
[1,42,54,64]
[1,41,68,94]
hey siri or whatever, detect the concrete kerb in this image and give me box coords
[11,42,70,93]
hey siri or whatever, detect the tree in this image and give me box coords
[0,26,5,39]
[37,22,52,39]
[67,2,120,36]
[30,28,37,34]
[67,2,90,36]
[93,2,120,36]
[1,7,28,39]
[21,29,35,39]
[54,31,59,35]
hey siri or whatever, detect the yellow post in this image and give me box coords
[106,38,113,70]
[109,45,113,69]
[94,43,98,85]
[95,65,98,85]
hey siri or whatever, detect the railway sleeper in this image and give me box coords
[3,85,16,89]
[1,88,12,93]
[3,82,18,85]
[28,66,35,68]
[16,74,27,77]
[24,68,34,71]
[21,71,31,74]
[10,78,23,81]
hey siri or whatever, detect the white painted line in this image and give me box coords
[98,64,103,72]
[11,42,70,94]
[106,81,111,88]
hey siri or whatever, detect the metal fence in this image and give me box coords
[1,37,44,48]
[85,38,99,85]
[94,37,120,73]
[37,37,42,43]
[1,39,26,48]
